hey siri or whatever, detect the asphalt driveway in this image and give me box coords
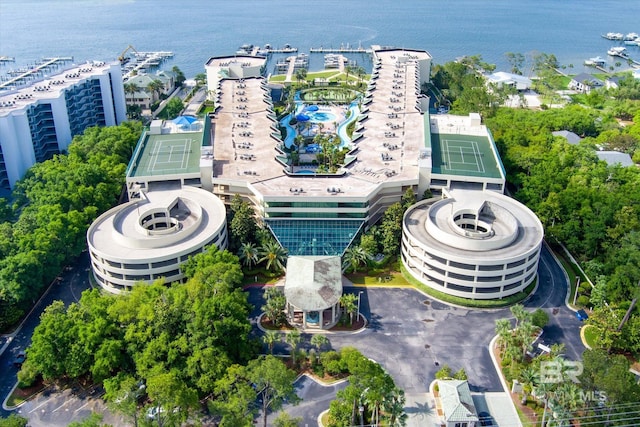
[246,243,585,426]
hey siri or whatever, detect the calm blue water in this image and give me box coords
[1,0,639,78]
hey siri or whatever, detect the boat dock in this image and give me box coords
[0,56,74,90]
[310,46,371,53]
[122,51,173,79]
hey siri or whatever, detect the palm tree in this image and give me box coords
[382,387,407,427]
[495,318,512,352]
[258,240,287,272]
[146,79,165,102]
[555,382,584,413]
[342,245,370,273]
[238,242,259,268]
[311,334,329,353]
[516,321,538,361]
[171,65,186,87]
[519,366,538,402]
[262,331,280,355]
[194,73,207,87]
[285,329,301,364]
[534,381,556,427]
[510,304,529,328]
[262,287,287,326]
[549,343,565,358]
[295,68,307,86]
[340,293,358,325]
[123,82,139,100]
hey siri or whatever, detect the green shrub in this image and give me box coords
[577,295,590,307]
[531,308,549,328]
[313,364,325,377]
[501,356,511,367]
[435,364,452,379]
[579,282,592,294]
[17,361,38,388]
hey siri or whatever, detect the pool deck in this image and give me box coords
[210,48,432,199]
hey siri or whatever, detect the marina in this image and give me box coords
[0,56,74,91]
[121,50,174,80]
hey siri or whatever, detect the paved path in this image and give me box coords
[0,253,93,418]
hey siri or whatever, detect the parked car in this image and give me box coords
[576,309,589,321]
[13,350,26,367]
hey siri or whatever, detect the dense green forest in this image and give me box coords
[0,122,142,330]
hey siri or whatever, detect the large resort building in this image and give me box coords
[85,45,542,302]
[0,60,126,192]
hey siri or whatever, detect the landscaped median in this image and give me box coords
[400,263,536,309]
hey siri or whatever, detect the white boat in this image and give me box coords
[584,56,607,66]
[603,32,624,40]
[607,46,627,56]
[624,32,639,41]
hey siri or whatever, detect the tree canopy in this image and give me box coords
[20,247,259,424]
[0,122,142,331]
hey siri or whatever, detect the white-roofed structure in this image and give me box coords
[401,189,543,299]
[437,380,479,427]
[596,150,634,167]
[552,130,582,145]
[284,256,343,329]
[87,186,228,294]
[486,71,532,91]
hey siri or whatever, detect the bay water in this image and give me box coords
[1,0,639,78]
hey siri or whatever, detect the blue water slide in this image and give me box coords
[336,101,360,149]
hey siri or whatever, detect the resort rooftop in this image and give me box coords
[209,47,433,200]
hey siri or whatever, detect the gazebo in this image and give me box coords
[284,256,343,330]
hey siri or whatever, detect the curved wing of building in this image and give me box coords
[401,189,543,299]
[87,186,227,293]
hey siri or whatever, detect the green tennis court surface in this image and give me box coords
[430,133,503,178]
[129,132,203,178]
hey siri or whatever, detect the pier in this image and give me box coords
[0,57,74,90]
[122,51,174,80]
[310,46,371,53]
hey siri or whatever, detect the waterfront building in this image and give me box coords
[0,61,126,190]
[486,71,532,91]
[106,45,518,301]
[124,72,173,108]
[206,47,505,258]
[401,189,544,300]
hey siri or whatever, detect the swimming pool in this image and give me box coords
[307,111,336,123]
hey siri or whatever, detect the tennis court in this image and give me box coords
[128,132,203,178]
[430,133,502,178]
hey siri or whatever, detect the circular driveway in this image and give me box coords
[247,244,585,425]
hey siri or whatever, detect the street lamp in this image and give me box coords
[357,291,364,322]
